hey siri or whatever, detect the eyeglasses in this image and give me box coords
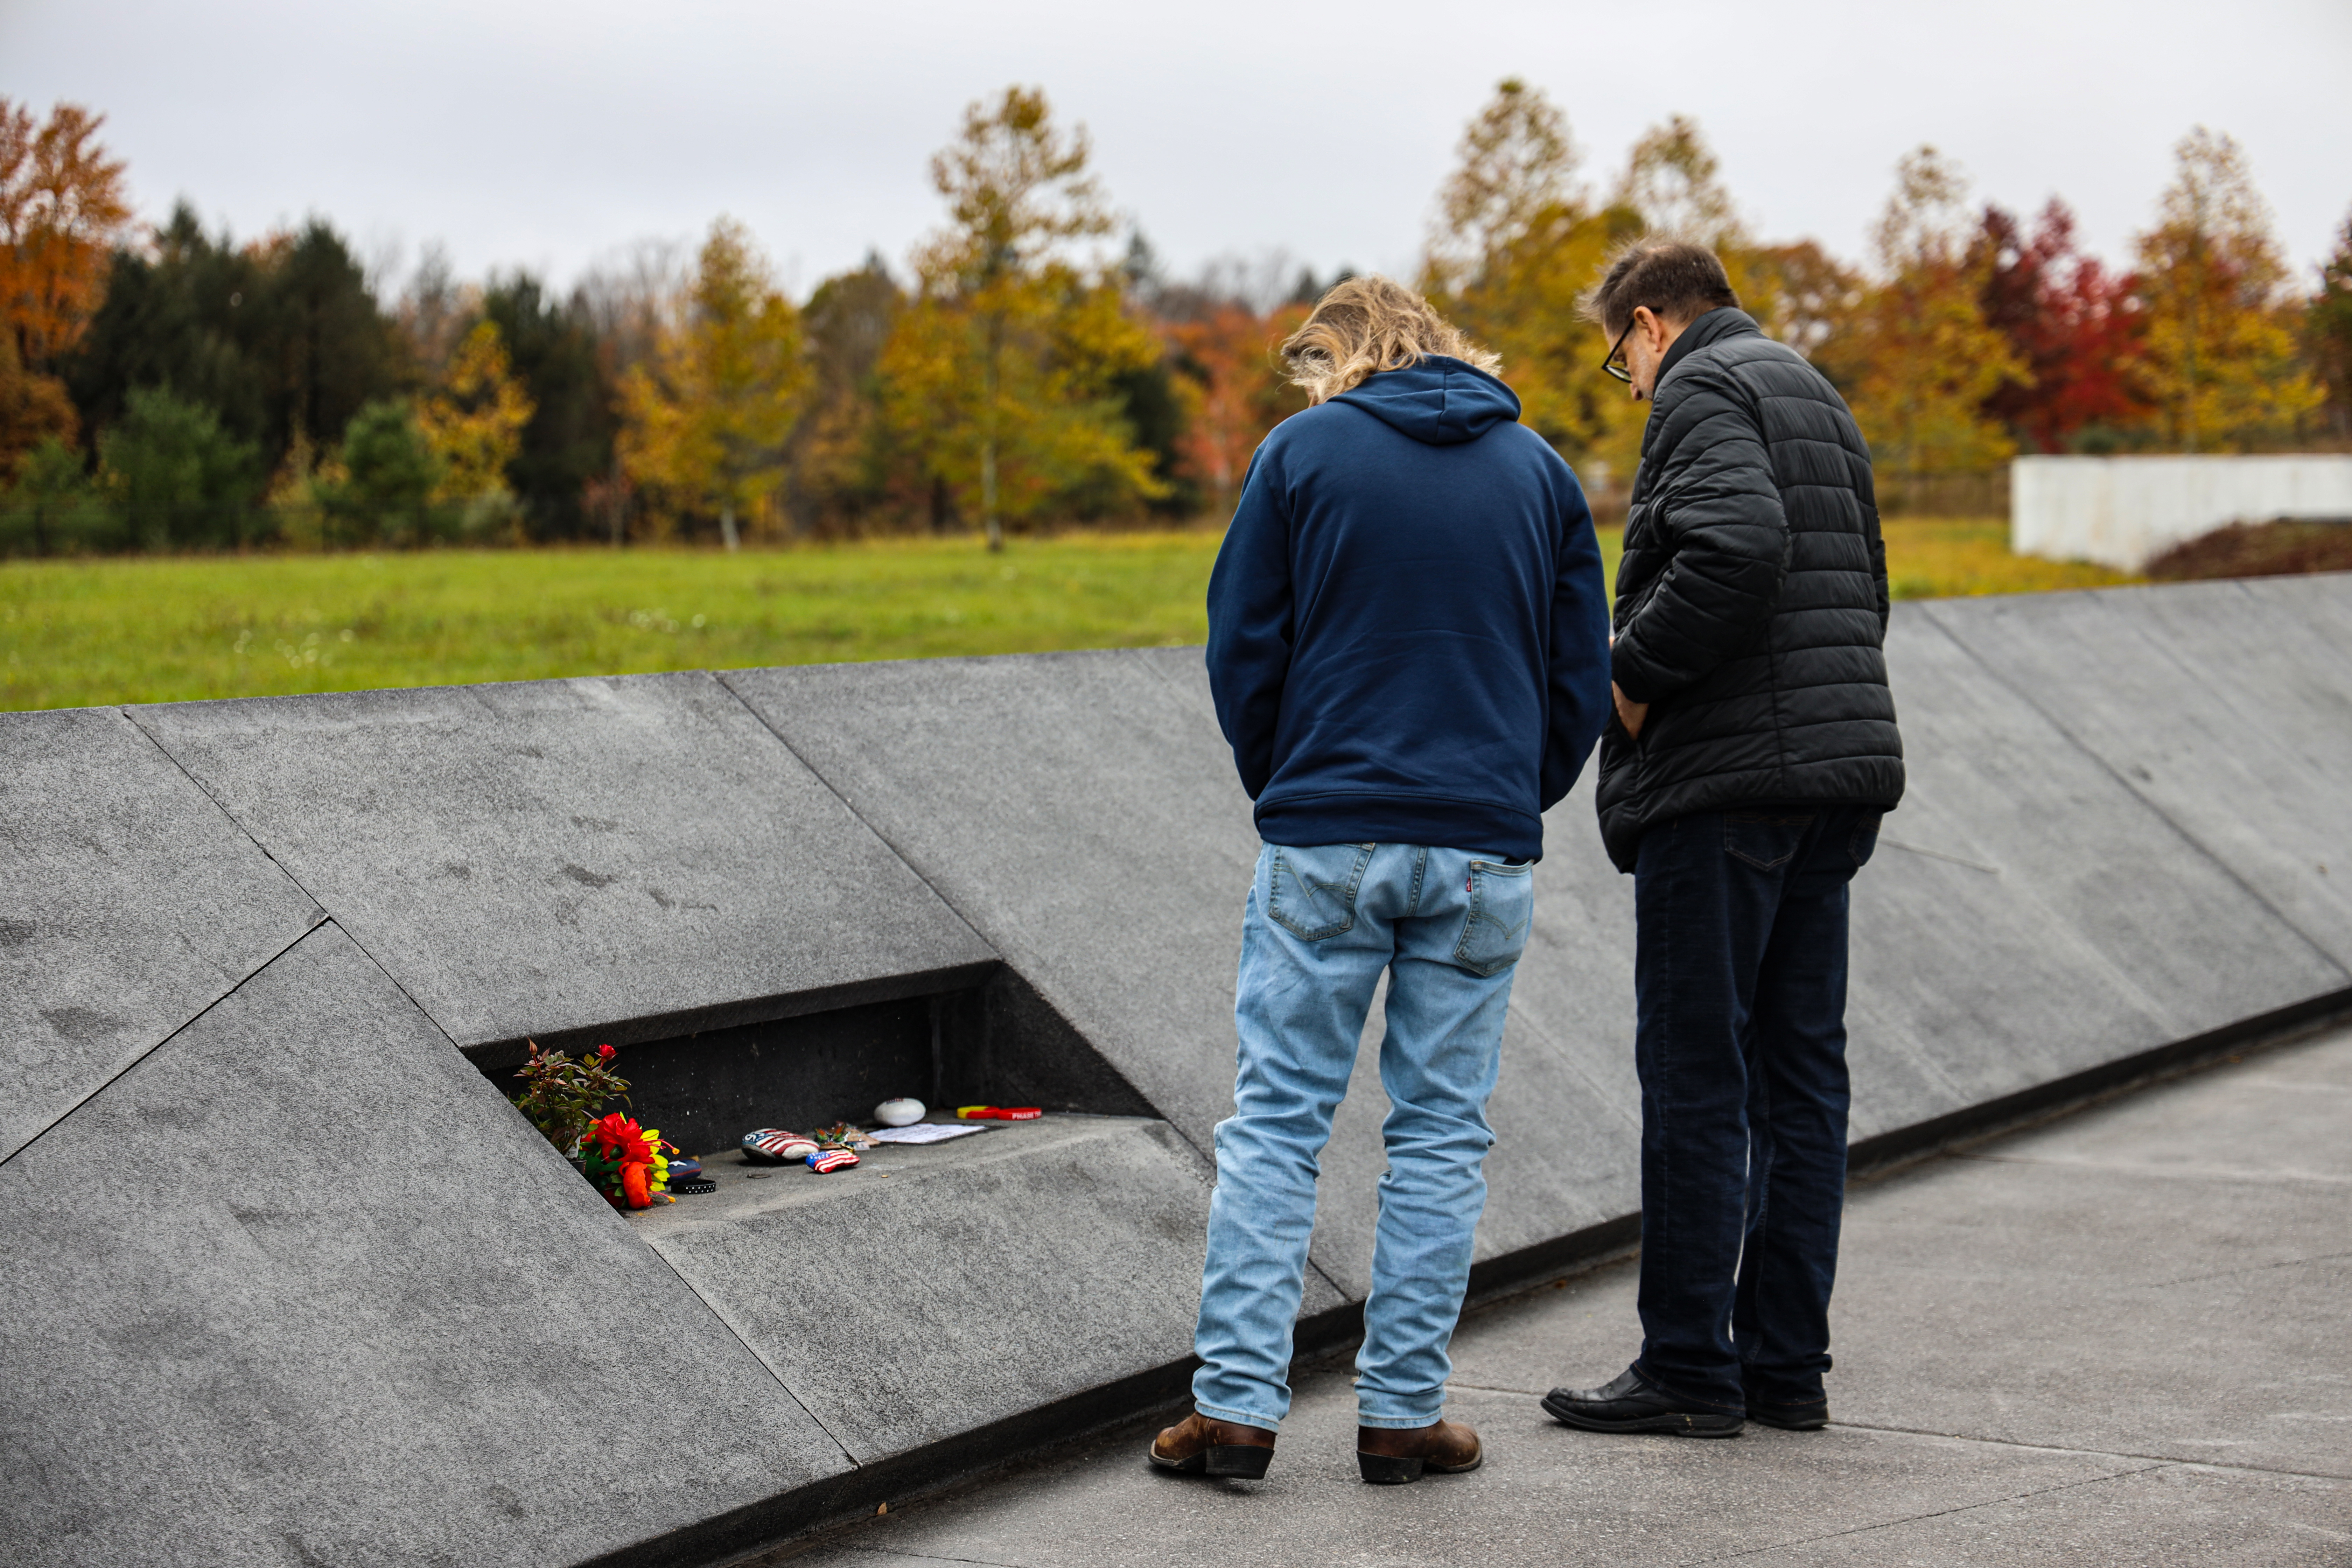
[1602,317,1636,384]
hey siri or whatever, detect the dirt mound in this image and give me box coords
[2144,519,2352,582]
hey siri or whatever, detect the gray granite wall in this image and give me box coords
[5,574,2346,1565]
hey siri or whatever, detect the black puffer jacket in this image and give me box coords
[1596,308,1903,872]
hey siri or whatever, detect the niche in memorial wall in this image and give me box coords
[473,967,1156,1158]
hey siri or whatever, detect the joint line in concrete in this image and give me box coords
[1828,1419,2352,1484]
[709,670,1230,1183]
[640,1237,862,1470]
[1682,1459,2173,1564]
[0,915,323,1171]
[1916,603,2352,989]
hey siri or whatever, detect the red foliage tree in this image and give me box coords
[1154,297,1307,515]
[1976,199,2152,452]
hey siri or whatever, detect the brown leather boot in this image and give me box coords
[1357,1418,1482,1484]
[1148,1411,1277,1479]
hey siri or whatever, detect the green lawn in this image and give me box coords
[0,519,2130,712]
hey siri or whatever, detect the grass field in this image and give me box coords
[0,519,2133,712]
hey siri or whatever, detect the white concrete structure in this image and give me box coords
[2012,454,2352,571]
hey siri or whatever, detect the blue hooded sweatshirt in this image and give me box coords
[1205,355,1612,861]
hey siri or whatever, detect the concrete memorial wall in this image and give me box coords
[4,573,2348,1566]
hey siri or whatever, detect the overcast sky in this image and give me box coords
[7,0,2348,301]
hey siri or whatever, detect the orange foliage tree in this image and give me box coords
[1155,298,1307,516]
[0,100,130,468]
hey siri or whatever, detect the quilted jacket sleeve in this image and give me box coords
[1610,366,1791,705]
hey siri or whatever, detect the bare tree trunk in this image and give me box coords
[982,312,1003,552]
[720,503,740,552]
[981,442,1000,552]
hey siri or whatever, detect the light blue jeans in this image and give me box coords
[1191,841,1534,1431]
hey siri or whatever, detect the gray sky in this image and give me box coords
[7,0,2348,300]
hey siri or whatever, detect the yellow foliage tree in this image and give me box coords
[1422,79,1645,486]
[2132,127,2322,452]
[621,218,810,549]
[416,320,533,520]
[1614,114,1741,249]
[880,86,1164,549]
[1610,113,1840,364]
[1843,147,2023,480]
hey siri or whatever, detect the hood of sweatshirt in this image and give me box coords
[1331,355,1521,446]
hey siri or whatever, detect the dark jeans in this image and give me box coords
[1629,805,1880,1413]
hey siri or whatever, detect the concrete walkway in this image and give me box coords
[783,1025,2352,1567]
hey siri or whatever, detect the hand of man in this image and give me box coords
[1612,682,1650,740]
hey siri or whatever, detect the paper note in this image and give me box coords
[866,1122,990,1145]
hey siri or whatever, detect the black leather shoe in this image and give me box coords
[1542,1368,1744,1437]
[1744,1391,1829,1431]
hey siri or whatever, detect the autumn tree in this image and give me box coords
[2309,209,2352,442]
[619,218,809,549]
[1742,240,1866,369]
[1153,294,1307,516]
[0,100,130,468]
[1842,147,2023,480]
[1614,114,1740,247]
[416,318,534,533]
[2132,127,2322,451]
[1975,200,2150,452]
[880,86,1165,549]
[1423,79,1643,483]
[0,330,76,476]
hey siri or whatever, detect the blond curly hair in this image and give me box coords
[1281,274,1502,404]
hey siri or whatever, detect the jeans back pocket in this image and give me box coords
[1724,812,1816,872]
[1453,859,1534,977]
[1850,811,1882,870]
[1266,844,1374,942]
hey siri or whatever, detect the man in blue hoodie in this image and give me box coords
[1148,276,1612,1486]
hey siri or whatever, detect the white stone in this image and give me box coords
[2011,454,2352,572]
[875,1097,925,1127]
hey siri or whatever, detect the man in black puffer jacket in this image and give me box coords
[1542,241,1904,1442]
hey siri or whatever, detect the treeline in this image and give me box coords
[4,83,2349,555]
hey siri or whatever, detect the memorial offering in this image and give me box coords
[868,1122,988,1145]
[813,1122,879,1150]
[956,1105,1042,1121]
[875,1097,926,1126]
[741,1128,818,1163]
[579,1112,675,1209]
[511,1039,631,1155]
